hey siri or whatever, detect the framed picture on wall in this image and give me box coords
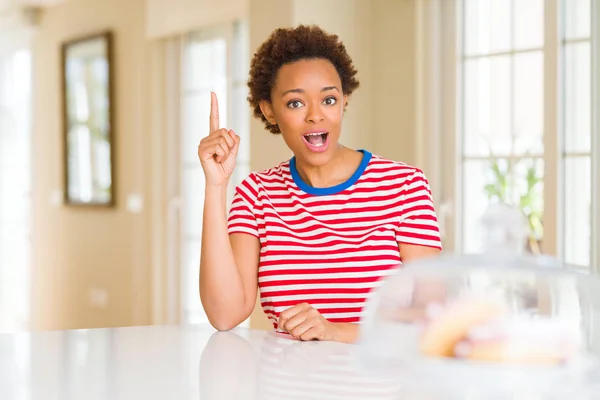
[61,30,115,207]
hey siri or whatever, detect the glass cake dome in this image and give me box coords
[357,203,600,398]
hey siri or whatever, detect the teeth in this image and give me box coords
[304,132,326,136]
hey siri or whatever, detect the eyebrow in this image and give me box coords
[281,86,340,97]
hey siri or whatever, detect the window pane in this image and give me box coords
[464,0,512,56]
[183,91,209,164]
[563,157,591,267]
[186,40,212,90]
[231,84,251,164]
[564,0,591,40]
[0,49,31,331]
[181,90,228,164]
[564,42,591,154]
[512,158,544,252]
[463,159,494,253]
[514,0,544,49]
[186,38,227,91]
[182,239,209,325]
[181,166,205,238]
[463,158,544,254]
[180,29,235,326]
[463,56,511,156]
[231,20,249,82]
[513,51,544,155]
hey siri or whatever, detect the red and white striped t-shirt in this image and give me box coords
[227,150,441,331]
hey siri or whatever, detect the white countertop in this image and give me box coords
[2,323,600,400]
[0,323,407,400]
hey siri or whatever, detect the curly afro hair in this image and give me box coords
[247,25,360,134]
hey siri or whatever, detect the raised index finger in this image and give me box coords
[209,92,220,132]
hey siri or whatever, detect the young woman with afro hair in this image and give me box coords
[197,25,442,343]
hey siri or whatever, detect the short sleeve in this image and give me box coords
[227,175,260,238]
[395,169,442,249]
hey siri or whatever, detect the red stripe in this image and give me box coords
[324,316,360,323]
[261,297,366,307]
[397,231,441,242]
[261,244,400,257]
[260,287,378,297]
[263,238,395,248]
[259,255,401,267]
[258,264,396,277]
[259,276,385,287]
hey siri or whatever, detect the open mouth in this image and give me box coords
[302,132,329,148]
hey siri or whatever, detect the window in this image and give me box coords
[178,21,251,325]
[0,48,32,331]
[448,0,598,272]
[460,0,545,255]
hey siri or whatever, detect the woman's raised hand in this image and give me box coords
[197,92,240,188]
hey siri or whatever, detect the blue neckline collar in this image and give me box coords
[289,149,372,196]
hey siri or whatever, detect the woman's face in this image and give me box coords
[260,58,347,167]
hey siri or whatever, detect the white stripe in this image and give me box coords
[397,237,441,247]
[258,269,394,283]
[263,237,396,250]
[259,258,400,269]
[260,250,401,263]
[228,226,258,236]
[228,208,253,219]
[257,224,396,237]
[400,224,440,236]
[258,259,398,273]
[261,234,397,247]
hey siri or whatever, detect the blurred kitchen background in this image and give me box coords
[0,0,597,333]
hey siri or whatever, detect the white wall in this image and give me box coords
[146,0,248,39]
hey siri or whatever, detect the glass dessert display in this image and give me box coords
[357,204,600,398]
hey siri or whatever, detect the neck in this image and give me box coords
[294,145,361,188]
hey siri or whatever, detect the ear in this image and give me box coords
[343,94,348,108]
[259,100,276,125]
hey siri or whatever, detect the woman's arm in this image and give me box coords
[399,242,441,264]
[199,186,261,331]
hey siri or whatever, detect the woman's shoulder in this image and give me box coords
[235,159,291,188]
[365,153,428,181]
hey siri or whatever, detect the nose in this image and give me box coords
[305,102,325,124]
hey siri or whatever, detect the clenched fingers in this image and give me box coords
[290,320,323,341]
[278,302,313,331]
[283,307,320,333]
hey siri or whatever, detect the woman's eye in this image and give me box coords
[323,97,337,106]
[287,100,303,109]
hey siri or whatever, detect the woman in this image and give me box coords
[198,25,442,344]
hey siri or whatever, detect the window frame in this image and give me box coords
[592,0,600,273]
